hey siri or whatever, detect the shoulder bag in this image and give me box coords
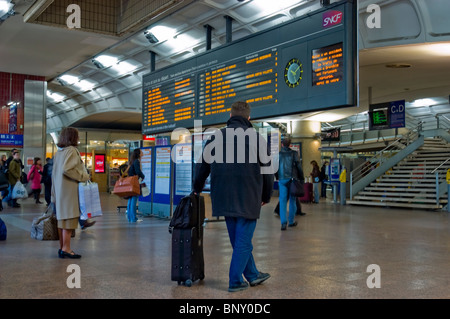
[289,152,305,197]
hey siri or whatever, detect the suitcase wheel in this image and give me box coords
[185,279,192,287]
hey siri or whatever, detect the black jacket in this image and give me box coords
[193,116,273,220]
[128,159,145,180]
[276,146,304,181]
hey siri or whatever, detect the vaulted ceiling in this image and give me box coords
[0,0,449,136]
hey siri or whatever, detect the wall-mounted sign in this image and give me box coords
[321,127,341,141]
[94,154,105,173]
[369,100,405,130]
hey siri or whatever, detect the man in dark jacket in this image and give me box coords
[193,101,273,292]
[275,137,305,230]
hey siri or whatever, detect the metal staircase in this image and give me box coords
[347,137,450,210]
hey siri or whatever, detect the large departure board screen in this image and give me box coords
[142,0,357,134]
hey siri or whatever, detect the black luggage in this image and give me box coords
[274,197,303,215]
[169,193,205,287]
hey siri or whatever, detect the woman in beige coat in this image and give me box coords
[52,127,90,259]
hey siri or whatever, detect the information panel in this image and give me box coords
[142,0,357,134]
[312,42,344,87]
[198,49,278,117]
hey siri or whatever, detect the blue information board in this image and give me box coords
[172,143,193,207]
[152,145,172,218]
[138,147,153,216]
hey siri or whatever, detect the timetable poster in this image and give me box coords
[174,144,192,196]
[140,148,152,199]
[155,147,171,195]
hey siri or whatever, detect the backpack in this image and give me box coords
[169,193,202,233]
[0,217,7,241]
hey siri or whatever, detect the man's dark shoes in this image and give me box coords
[289,221,298,227]
[281,223,287,231]
[250,273,271,287]
[228,282,249,292]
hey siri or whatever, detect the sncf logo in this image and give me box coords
[323,10,343,28]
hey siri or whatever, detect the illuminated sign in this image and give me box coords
[369,100,405,130]
[94,154,105,173]
[323,10,343,28]
[321,127,341,142]
[142,1,357,134]
[312,43,344,87]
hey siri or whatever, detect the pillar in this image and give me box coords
[290,120,321,180]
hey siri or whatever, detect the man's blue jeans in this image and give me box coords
[126,195,139,222]
[225,217,259,287]
[278,178,297,226]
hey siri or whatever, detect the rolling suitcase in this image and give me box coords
[169,193,205,287]
[299,182,313,203]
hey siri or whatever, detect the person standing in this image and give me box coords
[52,127,90,259]
[6,150,22,208]
[126,148,144,223]
[320,161,329,198]
[42,157,53,206]
[310,160,320,203]
[276,137,304,230]
[193,101,273,292]
[27,157,43,204]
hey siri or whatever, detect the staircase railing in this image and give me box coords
[432,158,450,207]
[350,123,423,199]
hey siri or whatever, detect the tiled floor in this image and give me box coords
[1,192,450,299]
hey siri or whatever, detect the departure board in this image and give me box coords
[312,42,344,86]
[143,75,195,127]
[198,49,278,117]
[142,0,357,134]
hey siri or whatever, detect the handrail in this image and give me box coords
[431,158,450,174]
[350,122,422,185]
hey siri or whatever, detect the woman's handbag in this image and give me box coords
[113,175,140,197]
[289,153,304,197]
[31,203,59,241]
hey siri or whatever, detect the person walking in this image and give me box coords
[27,157,43,204]
[193,101,273,292]
[52,127,90,259]
[276,136,304,230]
[126,149,144,223]
[310,160,320,203]
[6,150,22,208]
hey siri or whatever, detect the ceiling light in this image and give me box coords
[146,25,176,43]
[115,61,137,74]
[59,75,78,85]
[167,33,198,52]
[47,91,65,103]
[0,0,14,22]
[427,43,450,56]
[252,0,306,14]
[75,79,96,91]
[94,55,118,68]
[410,98,436,107]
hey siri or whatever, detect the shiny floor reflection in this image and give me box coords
[1,193,450,299]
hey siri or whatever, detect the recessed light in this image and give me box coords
[385,63,412,69]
